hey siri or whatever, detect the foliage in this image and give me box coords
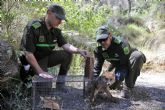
[1,1,17,42]
[1,0,165,110]
[69,54,83,74]
[52,0,111,38]
[0,78,31,110]
[0,0,164,76]
[118,24,151,48]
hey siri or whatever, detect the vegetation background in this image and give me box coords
[0,0,165,110]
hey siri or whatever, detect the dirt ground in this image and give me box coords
[34,71,165,110]
[16,50,165,110]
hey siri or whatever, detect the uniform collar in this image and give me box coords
[40,17,54,32]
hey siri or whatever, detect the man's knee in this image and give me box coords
[130,51,146,65]
[129,51,146,76]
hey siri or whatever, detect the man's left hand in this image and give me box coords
[39,72,54,79]
[78,49,88,58]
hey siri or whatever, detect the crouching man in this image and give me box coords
[92,26,146,98]
[20,4,87,92]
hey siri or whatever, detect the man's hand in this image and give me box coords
[77,49,88,58]
[39,72,54,79]
[62,44,88,58]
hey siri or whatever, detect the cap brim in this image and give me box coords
[54,13,67,21]
[96,34,109,41]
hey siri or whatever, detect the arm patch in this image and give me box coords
[32,22,41,29]
[123,46,130,55]
[114,37,122,44]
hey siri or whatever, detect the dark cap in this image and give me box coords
[48,4,67,21]
[96,25,110,41]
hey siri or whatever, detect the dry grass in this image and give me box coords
[141,50,165,73]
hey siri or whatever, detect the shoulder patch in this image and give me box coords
[114,37,122,44]
[123,46,130,55]
[32,22,41,29]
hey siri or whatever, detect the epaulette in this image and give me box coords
[32,21,41,29]
[113,36,122,44]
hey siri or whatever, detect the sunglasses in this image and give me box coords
[97,37,108,43]
[54,15,62,20]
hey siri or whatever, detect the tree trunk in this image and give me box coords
[128,0,131,13]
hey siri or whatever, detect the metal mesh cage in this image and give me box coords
[32,56,94,110]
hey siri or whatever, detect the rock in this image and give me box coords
[0,40,18,83]
[146,29,165,51]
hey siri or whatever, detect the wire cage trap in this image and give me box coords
[32,56,94,110]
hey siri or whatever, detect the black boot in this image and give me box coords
[120,86,132,98]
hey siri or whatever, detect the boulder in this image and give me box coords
[0,40,18,84]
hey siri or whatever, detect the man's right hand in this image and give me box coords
[24,52,54,79]
[39,72,54,79]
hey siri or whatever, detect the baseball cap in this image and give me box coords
[48,4,67,21]
[96,25,110,41]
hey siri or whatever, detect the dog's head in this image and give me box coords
[101,71,115,86]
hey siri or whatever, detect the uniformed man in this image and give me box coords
[20,4,87,91]
[93,26,146,98]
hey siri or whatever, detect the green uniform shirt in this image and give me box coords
[21,18,67,60]
[93,36,135,77]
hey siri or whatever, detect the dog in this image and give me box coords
[88,71,117,104]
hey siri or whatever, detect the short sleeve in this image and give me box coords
[118,41,131,68]
[54,28,67,47]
